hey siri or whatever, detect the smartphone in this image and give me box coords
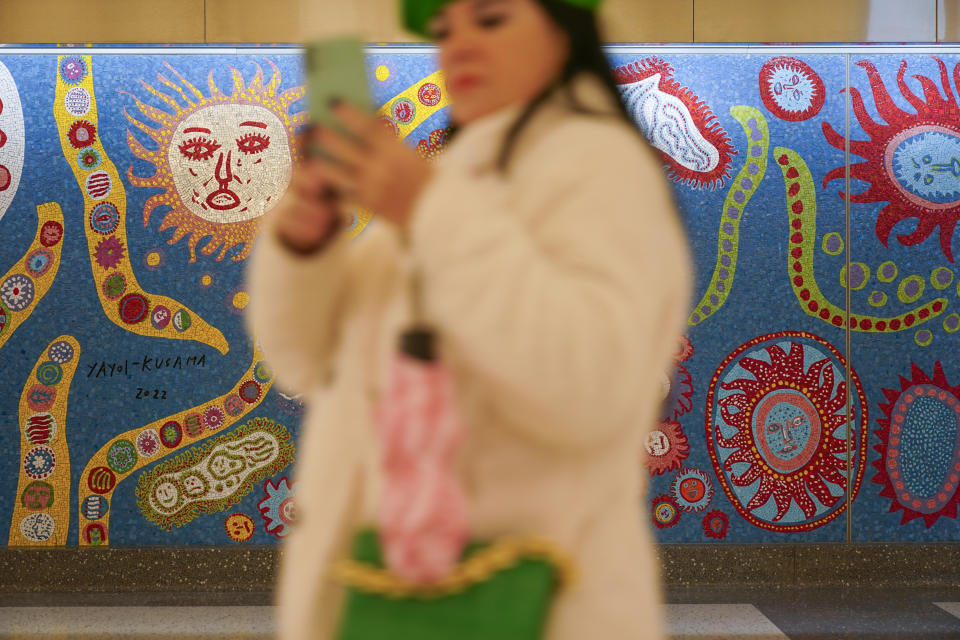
[304,36,373,157]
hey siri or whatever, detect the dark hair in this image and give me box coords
[442,0,652,174]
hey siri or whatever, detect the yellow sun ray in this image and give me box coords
[53,55,229,355]
[8,335,81,546]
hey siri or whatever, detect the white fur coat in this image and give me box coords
[246,72,692,640]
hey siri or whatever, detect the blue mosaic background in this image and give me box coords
[0,46,958,546]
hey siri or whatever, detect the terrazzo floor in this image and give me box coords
[1,586,959,639]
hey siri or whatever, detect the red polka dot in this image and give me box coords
[919,308,930,319]
[788,182,801,197]
[850,317,858,328]
[786,167,799,179]
[832,315,843,326]
[791,247,802,258]
[800,289,811,301]
[790,232,803,244]
[778,154,789,165]
[792,200,804,214]
[934,301,944,312]
[891,319,901,330]
[808,300,819,312]
[877,321,887,331]
[793,261,803,273]
[861,318,872,330]
[904,314,915,326]
[791,219,802,230]
[819,309,830,319]
[793,276,804,286]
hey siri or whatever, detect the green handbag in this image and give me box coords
[333,529,575,640]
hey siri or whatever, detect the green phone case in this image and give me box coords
[305,36,373,133]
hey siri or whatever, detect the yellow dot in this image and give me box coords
[146,251,161,267]
[376,65,390,82]
[233,291,250,310]
[201,274,212,287]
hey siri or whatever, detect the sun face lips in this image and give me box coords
[206,188,241,211]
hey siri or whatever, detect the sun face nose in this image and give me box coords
[781,421,794,443]
[205,148,241,210]
[214,149,233,187]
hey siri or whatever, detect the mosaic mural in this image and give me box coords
[0,47,958,546]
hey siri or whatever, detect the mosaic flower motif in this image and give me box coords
[93,236,125,270]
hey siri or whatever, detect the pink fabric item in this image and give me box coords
[373,350,470,584]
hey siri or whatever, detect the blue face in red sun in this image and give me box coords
[822,58,960,262]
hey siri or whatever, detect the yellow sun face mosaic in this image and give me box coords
[124,61,304,262]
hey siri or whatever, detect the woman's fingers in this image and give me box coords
[315,158,359,198]
[288,164,334,200]
[331,101,382,148]
[314,126,367,170]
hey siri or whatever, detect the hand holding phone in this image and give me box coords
[269,35,374,254]
[298,36,435,231]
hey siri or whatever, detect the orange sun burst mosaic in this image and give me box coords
[123,60,306,262]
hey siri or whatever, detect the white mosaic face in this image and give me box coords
[153,481,180,510]
[0,62,25,224]
[168,104,291,224]
[182,474,207,497]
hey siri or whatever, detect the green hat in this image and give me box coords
[402,0,603,37]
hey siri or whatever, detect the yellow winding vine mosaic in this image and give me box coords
[0,203,64,352]
[8,335,81,546]
[53,55,229,355]
[76,345,274,546]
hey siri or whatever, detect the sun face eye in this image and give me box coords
[766,422,782,434]
[178,137,220,161]
[236,132,270,155]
